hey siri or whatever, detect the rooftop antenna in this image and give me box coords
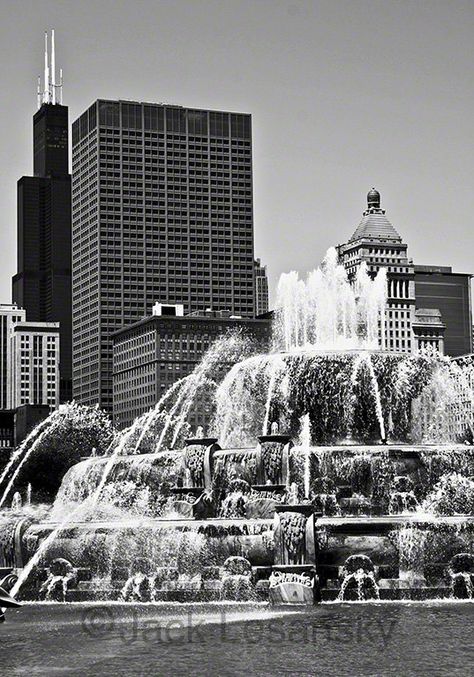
[51,29,56,104]
[37,75,42,109]
[37,30,63,108]
[43,31,50,104]
[59,67,63,104]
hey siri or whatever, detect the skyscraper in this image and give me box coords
[12,31,71,402]
[72,100,255,412]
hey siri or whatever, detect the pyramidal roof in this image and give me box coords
[349,188,402,243]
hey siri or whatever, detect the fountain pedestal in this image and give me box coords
[184,438,220,490]
[270,504,321,604]
[273,504,317,565]
[269,564,320,604]
[256,435,292,486]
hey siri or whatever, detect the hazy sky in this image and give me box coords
[1,0,473,305]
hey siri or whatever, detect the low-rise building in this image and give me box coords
[412,308,446,353]
[0,304,26,409]
[10,322,60,409]
[112,305,271,429]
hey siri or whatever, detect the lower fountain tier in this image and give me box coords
[25,517,274,535]
[318,515,474,534]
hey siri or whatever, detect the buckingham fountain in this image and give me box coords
[2,247,474,607]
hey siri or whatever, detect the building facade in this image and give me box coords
[12,34,71,402]
[112,308,271,429]
[338,188,471,356]
[72,100,255,412]
[10,322,60,410]
[0,410,15,465]
[412,308,446,353]
[0,304,26,409]
[338,188,416,353]
[414,265,472,357]
[254,258,269,316]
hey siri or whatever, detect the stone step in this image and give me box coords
[321,586,452,602]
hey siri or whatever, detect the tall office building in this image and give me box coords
[72,100,255,411]
[12,32,72,402]
[254,258,269,316]
[0,304,26,409]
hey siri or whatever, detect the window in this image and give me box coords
[231,114,251,139]
[121,103,142,130]
[210,112,229,137]
[99,101,120,127]
[187,110,208,135]
[166,108,186,133]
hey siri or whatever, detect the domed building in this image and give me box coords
[337,189,472,356]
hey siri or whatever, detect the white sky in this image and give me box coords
[1,0,473,305]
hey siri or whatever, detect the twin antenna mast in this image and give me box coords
[37,30,63,108]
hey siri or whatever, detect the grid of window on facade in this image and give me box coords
[72,100,255,412]
[112,316,270,429]
[0,306,26,409]
[254,260,269,316]
[340,241,415,353]
[11,328,59,408]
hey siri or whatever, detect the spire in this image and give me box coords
[37,30,63,109]
[43,31,49,104]
[51,29,56,105]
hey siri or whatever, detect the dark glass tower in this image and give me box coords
[72,100,255,412]
[12,35,72,402]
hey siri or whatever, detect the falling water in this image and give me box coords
[275,247,387,352]
[133,376,187,454]
[300,414,312,499]
[153,332,251,453]
[262,355,284,435]
[0,417,63,508]
[351,352,387,442]
[11,492,22,510]
[10,431,130,598]
[0,409,61,491]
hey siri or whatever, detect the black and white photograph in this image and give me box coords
[1,0,474,674]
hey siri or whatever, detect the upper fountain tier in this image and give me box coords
[274,247,387,352]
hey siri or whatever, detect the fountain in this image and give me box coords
[337,555,380,601]
[447,553,474,599]
[2,247,474,606]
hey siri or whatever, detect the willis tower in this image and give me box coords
[12,31,72,401]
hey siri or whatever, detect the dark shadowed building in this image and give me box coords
[414,265,472,357]
[12,34,71,402]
